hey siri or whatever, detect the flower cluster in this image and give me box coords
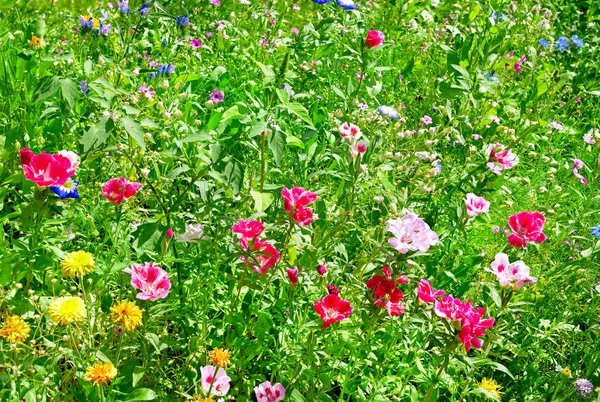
[387,213,439,254]
[339,122,368,158]
[366,267,409,316]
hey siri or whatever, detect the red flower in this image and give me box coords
[314,294,352,328]
[241,239,280,275]
[365,30,384,48]
[327,284,340,295]
[19,148,34,166]
[417,279,445,303]
[231,219,265,240]
[286,267,298,286]
[21,151,74,187]
[101,177,143,205]
[366,268,407,316]
[507,211,547,248]
[281,187,317,226]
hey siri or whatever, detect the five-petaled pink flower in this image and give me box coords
[464,193,490,217]
[254,381,286,402]
[417,279,445,303]
[571,158,588,186]
[487,253,537,289]
[19,148,77,187]
[124,262,171,301]
[387,213,439,254]
[231,219,265,240]
[281,186,317,226]
[314,294,352,328]
[365,30,384,48]
[101,177,143,205]
[190,38,202,48]
[507,211,547,248]
[200,365,231,397]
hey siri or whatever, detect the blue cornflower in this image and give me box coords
[312,0,332,3]
[80,80,90,95]
[592,225,600,239]
[176,15,189,28]
[139,3,150,17]
[539,39,549,47]
[153,63,175,78]
[555,36,570,52]
[571,35,584,48]
[491,11,505,22]
[50,179,80,199]
[336,0,356,9]
[377,105,399,119]
[119,0,130,15]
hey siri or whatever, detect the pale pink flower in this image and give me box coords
[338,122,362,141]
[387,213,439,254]
[464,193,490,217]
[138,83,155,100]
[254,381,286,402]
[420,115,433,125]
[571,158,588,186]
[486,142,519,174]
[123,262,171,301]
[486,253,537,289]
[583,134,595,144]
[200,365,231,397]
[549,121,563,131]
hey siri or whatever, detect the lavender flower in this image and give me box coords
[209,89,224,104]
[574,378,594,398]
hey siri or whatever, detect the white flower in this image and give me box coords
[177,224,205,242]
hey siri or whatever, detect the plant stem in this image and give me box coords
[424,355,448,402]
[260,132,266,192]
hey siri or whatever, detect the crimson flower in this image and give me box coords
[314,294,352,328]
[507,211,547,248]
[231,219,265,240]
[365,30,384,48]
[286,267,298,286]
[241,239,280,275]
[20,148,76,187]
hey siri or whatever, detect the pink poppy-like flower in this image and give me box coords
[286,267,298,286]
[571,158,588,186]
[58,150,80,172]
[231,219,264,240]
[314,294,352,328]
[190,38,202,48]
[365,30,384,48]
[417,279,445,303]
[487,253,537,289]
[338,122,362,141]
[124,262,171,301]
[387,213,439,254]
[507,211,547,248]
[464,193,490,217]
[281,187,317,226]
[241,239,280,275]
[420,115,433,125]
[101,177,143,205]
[254,381,286,402]
[514,62,523,72]
[350,139,368,158]
[434,295,465,321]
[486,142,519,174]
[200,365,231,397]
[20,149,76,187]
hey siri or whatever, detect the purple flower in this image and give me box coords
[99,24,111,36]
[574,378,594,398]
[210,89,224,104]
[190,38,202,49]
[138,83,155,100]
[80,80,90,95]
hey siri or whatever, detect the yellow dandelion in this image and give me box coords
[60,251,95,278]
[0,315,31,344]
[30,35,44,48]
[479,378,503,400]
[194,395,214,402]
[209,347,231,368]
[82,15,100,30]
[110,301,143,332]
[48,296,86,325]
[85,362,117,386]
[562,367,571,377]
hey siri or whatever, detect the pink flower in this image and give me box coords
[166,228,174,239]
[200,365,231,397]
[254,381,286,402]
[291,27,299,35]
[241,239,280,275]
[138,83,155,100]
[365,30,384,48]
[464,193,490,217]
[208,0,221,5]
[417,280,445,303]
[420,115,433,125]
[314,294,352,328]
[583,134,596,144]
[20,149,76,187]
[231,219,264,240]
[123,262,171,301]
[366,272,406,317]
[571,158,588,186]
[387,213,439,254]
[101,177,142,205]
[327,284,340,295]
[486,142,519,174]
[487,253,537,289]
[190,38,202,48]
[507,211,547,248]
[281,187,317,226]
[286,267,298,286]
[514,62,523,72]
[58,150,80,172]
[338,122,362,141]
[317,264,327,276]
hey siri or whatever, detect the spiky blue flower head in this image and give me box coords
[80,81,90,95]
[571,35,584,48]
[592,225,600,239]
[555,36,570,53]
[139,3,150,17]
[539,39,549,47]
[177,15,189,28]
[336,0,356,9]
[50,179,80,199]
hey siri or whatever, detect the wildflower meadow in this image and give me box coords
[1,0,600,401]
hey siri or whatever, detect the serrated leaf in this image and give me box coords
[121,116,146,150]
[80,116,112,152]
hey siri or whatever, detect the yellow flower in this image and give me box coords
[479,377,503,400]
[30,35,44,48]
[82,15,100,29]
[110,301,143,332]
[85,362,117,386]
[194,395,214,402]
[0,315,31,344]
[48,296,86,325]
[562,367,571,377]
[60,251,95,278]
[209,347,231,368]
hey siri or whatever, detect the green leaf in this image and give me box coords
[84,60,93,75]
[287,102,314,127]
[220,105,242,122]
[80,116,112,152]
[124,388,156,401]
[132,367,145,388]
[251,191,274,213]
[268,130,284,165]
[60,78,79,110]
[248,120,268,138]
[121,116,146,150]
[33,76,59,102]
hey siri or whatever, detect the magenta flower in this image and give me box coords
[281,187,317,226]
[286,267,299,286]
[254,381,286,402]
[138,83,155,100]
[571,158,588,186]
[487,253,537,289]
[101,177,143,205]
[464,193,490,217]
[314,294,353,328]
[231,219,265,240]
[190,38,202,49]
[417,280,445,303]
[507,211,547,248]
[19,148,77,187]
[240,239,280,275]
[317,264,327,276]
[209,89,224,104]
[200,365,231,397]
[486,142,519,174]
[365,30,384,48]
[123,262,171,301]
[387,213,439,254]
[166,228,174,239]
